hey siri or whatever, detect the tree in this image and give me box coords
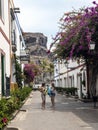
[14,55,24,88]
[51,1,98,97]
[39,58,54,82]
[46,62,54,82]
[24,63,41,85]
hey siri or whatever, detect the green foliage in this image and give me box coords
[14,55,24,88]
[39,58,54,82]
[11,87,32,102]
[0,99,10,129]
[55,87,77,96]
[0,87,32,129]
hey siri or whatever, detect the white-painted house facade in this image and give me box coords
[0,0,11,97]
[0,0,26,98]
[54,59,88,99]
[9,0,26,89]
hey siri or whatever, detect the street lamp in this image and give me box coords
[64,60,69,68]
[89,41,95,50]
[25,47,30,62]
[25,47,30,55]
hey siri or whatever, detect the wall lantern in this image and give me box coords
[14,8,20,13]
[64,60,69,68]
[25,47,30,55]
[89,41,95,50]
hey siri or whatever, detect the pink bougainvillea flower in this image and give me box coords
[46,50,50,54]
[93,1,97,4]
[2,117,8,124]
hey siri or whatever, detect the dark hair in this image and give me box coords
[51,83,55,87]
[42,83,45,87]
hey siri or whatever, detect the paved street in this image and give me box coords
[7,91,98,130]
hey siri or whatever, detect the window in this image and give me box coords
[64,77,67,87]
[11,29,16,45]
[0,0,4,20]
[1,54,5,96]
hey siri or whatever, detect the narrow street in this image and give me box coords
[7,91,98,130]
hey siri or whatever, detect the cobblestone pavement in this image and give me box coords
[7,91,98,130]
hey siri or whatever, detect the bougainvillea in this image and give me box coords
[24,63,41,84]
[50,1,98,97]
[51,1,98,61]
[2,117,8,125]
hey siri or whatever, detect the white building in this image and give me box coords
[0,0,26,97]
[0,0,11,97]
[9,0,26,89]
[54,59,88,99]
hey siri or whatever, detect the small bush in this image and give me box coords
[0,87,32,129]
[55,87,77,96]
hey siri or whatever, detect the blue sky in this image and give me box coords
[14,0,97,48]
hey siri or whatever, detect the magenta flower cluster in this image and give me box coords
[24,63,41,83]
[2,117,8,125]
[52,1,98,59]
[24,64,35,83]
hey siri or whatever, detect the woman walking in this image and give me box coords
[50,83,56,108]
[39,83,47,109]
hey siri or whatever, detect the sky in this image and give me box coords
[14,0,97,48]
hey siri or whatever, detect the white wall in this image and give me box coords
[0,1,9,36]
[0,35,10,77]
[0,0,10,97]
[54,59,87,98]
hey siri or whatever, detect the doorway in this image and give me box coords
[1,54,5,96]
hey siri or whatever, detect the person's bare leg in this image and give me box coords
[43,100,45,109]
